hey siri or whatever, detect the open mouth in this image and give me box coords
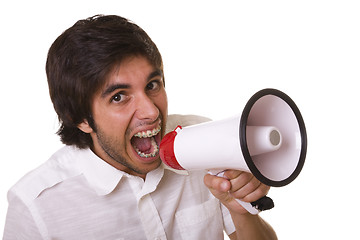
[131,124,162,159]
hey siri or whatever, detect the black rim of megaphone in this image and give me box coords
[239,88,307,187]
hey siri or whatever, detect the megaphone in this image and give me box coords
[160,88,307,214]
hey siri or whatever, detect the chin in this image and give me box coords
[129,158,162,177]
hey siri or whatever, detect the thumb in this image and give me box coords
[204,173,250,214]
[203,173,234,203]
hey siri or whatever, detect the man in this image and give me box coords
[3,15,277,239]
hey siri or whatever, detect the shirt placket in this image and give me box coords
[128,176,167,240]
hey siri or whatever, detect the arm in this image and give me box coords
[227,213,277,240]
[3,193,44,240]
[204,170,277,240]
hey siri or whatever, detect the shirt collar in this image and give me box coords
[162,163,189,175]
[76,148,124,196]
[75,147,189,196]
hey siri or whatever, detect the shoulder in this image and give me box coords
[166,114,211,133]
[8,146,84,204]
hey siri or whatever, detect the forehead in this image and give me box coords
[97,56,163,96]
[115,56,153,74]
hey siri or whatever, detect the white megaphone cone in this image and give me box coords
[160,88,307,214]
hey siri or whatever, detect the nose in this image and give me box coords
[134,94,159,122]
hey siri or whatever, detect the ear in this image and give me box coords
[77,119,94,134]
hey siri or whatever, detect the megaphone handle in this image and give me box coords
[235,195,274,215]
[209,170,275,215]
[235,199,260,215]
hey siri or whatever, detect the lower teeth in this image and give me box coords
[134,137,159,158]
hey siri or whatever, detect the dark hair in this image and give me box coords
[46,14,163,148]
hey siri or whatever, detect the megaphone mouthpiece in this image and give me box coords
[160,125,184,170]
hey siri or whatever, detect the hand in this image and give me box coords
[203,170,270,215]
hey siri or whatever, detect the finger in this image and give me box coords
[231,175,261,199]
[222,169,243,180]
[242,184,271,203]
[228,172,255,194]
[204,174,246,211]
[203,173,231,193]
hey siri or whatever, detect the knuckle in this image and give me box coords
[232,191,246,200]
[224,170,242,179]
[249,178,260,188]
[243,184,269,202]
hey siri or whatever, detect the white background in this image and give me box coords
[1,1,359,239]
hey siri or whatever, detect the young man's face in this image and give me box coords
[79,56,168,178]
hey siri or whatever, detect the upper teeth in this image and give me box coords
[134,125,161,138]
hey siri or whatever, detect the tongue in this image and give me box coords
[132,137,152,153]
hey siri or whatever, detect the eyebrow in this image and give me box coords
[100,69,163,98]
[149,69,163,81]
[101,83,130,98]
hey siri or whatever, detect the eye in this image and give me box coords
[111,92,127,103]
[146,80,161,92]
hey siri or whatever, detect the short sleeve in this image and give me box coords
[3,192,44,240]
[165,114,212,133]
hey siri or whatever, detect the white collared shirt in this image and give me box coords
[3,115,235,240]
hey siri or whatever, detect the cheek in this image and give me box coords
[157,91,168,115]
[94,108,132,138]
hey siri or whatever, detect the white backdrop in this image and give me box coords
[1,1,359,239]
